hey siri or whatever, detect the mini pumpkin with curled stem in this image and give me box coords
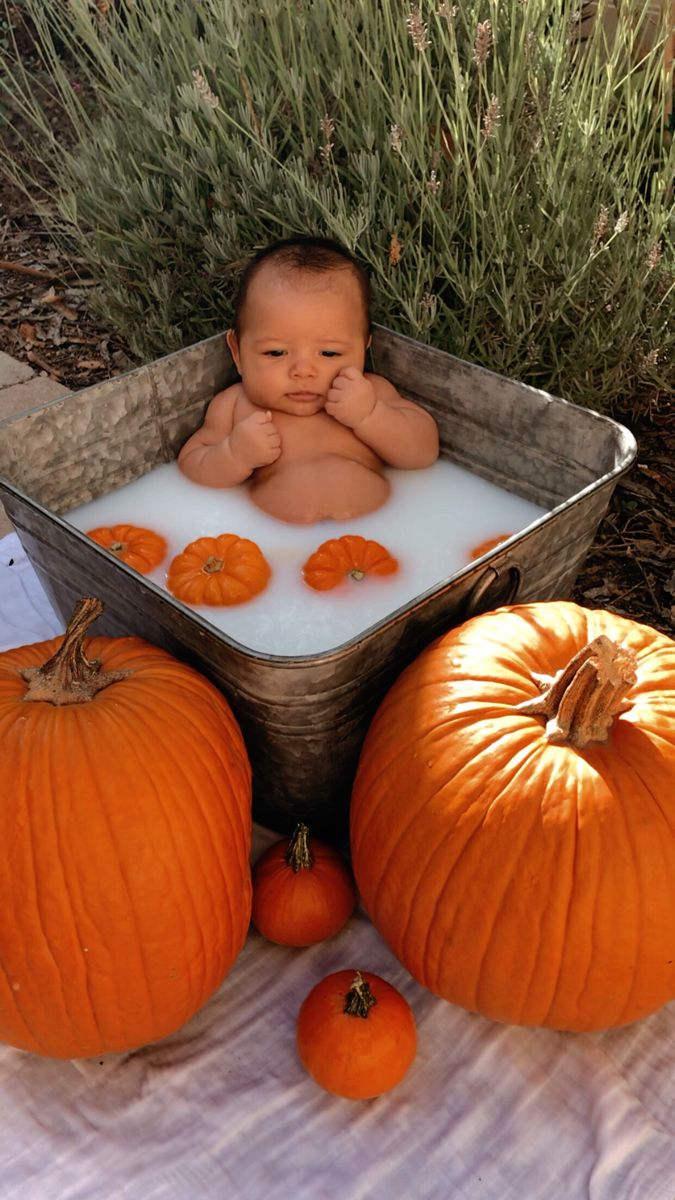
[302,535,398,592]
[86,524,167,574]
[251,823,357,946]
[296,969,417,1099]
[166,533,271,606]
[351,601,675,1033]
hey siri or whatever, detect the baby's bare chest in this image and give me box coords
[271,411,378,464]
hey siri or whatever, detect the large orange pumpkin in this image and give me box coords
[350,601,675,1032]
[0,598,252,1058]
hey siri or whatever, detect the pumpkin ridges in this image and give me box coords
[0,956,43,1050]
[87,708,248,1048]
[43,713,118,1045]
[576,728,675,1029]
[74,720,161,1045]
[92,689,252,1013]
[5,707,134,1052]
[107,661,253,870]
[63,706,173,1044]
[445,739,672,1030]
[154,710,252,979]
[544,762,628,1030]
[418,736,551,1012]
[4,716,65,1046]
[88,644,252,847]
[393,729,545,1006]
[470,753,584,1026]
[90,703,208,1015]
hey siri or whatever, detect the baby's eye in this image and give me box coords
[321,350,341,358]
[263,350,285,357]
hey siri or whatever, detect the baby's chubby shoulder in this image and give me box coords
[209,380,244,411]
[364,371,407,407]
[203,381,249,427]
[365,369,396,393]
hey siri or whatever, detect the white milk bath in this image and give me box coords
[66,461,546,656]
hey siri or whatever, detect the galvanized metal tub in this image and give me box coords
[0,327,636,838]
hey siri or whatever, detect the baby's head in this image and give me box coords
[226,237,373,415]
[232,236,372,341]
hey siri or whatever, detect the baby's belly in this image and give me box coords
[248,455,390,525]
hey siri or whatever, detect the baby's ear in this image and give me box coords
[226,328,241,370]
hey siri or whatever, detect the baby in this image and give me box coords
[178,236,439,524]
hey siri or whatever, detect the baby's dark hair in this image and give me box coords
[232,235,372,336]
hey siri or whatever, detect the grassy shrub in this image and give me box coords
[1,0,672,412]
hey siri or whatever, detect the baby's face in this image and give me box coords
[227,265,370,417]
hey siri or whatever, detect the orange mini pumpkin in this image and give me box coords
[87,524,167,574]
[167,533,271,606]
[296,969,417,1099]
[0,597,252,1059]
[302,535,398,592]
[468,533,512,560]
[251,823,356,946]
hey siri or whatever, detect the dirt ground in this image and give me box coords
[1,123,673,638]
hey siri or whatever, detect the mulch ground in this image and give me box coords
[1,157,673,639]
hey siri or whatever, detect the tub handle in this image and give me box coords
[463,563,521,618]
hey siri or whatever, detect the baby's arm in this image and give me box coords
[178,386,281,487]
[326,369,439,469]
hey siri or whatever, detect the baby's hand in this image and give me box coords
[229,409,281,469]
[325,367,376,429]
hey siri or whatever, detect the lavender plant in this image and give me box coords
[1,0,672,412]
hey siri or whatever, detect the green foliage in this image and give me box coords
[1,0,673,412]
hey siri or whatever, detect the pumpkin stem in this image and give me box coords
[344,971,377,1018]
[516,635,637,748]
[284,822,314,872]
[348,569,365,582]
[202,555,224,574]
[21,597,128,706]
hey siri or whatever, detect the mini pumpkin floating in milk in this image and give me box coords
[302,535,398,592]
[166,533,271,606]
[86,523,167,574]
[177,236,439,525]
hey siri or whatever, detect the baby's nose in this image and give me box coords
[290,353,316,376]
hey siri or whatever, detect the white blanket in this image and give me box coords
[1,532,674,1200]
